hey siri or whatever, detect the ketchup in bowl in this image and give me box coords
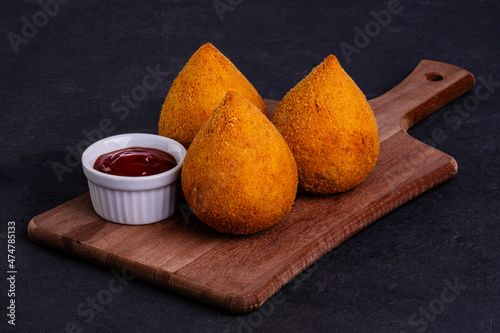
[93,146,177,177]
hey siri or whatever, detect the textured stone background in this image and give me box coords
[1,0,499,332]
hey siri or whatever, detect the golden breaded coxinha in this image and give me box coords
[182,91,298,235]
[159,43,267,148]
[271,55,379,195]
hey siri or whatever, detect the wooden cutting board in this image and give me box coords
[28,60,474,314]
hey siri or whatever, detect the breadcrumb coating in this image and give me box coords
[271,55,379,195]
[182,91,298,235]
[159,43,267,148]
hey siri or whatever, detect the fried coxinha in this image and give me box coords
[159,43,267,148]
[271,55,380,195]
[161,44,378,234]
[182,91,298,235]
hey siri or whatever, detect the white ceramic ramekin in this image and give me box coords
[81,133,187,225]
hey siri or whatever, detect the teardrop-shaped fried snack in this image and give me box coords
[271,55,379,195]
[182,91,298,235]
[159,43,267,148]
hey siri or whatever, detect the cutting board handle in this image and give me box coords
[369,60,475,140]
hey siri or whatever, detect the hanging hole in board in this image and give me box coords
[424,72,445,81]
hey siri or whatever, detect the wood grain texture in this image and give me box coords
[28,60,475,314]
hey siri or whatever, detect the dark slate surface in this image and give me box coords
[1,0,499,332]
